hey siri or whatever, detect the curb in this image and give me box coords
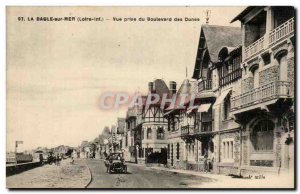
[84,161,93,188]
[126,162,224,179]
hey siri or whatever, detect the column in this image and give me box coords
[265,6,274,47]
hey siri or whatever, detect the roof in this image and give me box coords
[153,79,170,97]
[166,78,198,110]
[230,6,258,23]
[202,25,241,62]
[111,125,116,133]
[192,25,241,79]
[117,118,126,134]
[217,46,242,62]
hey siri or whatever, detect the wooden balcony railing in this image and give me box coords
[244,36,264,60]
[201,122,213,132]
[220,69,242,87]
[269,17,294,45]
[194,121,213,134]
[181,125,194,136]
[231,81,293,111]
[198,79,212,92]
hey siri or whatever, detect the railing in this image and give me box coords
[269,17,294,45]
[181,125,194,136]
[194,122,213,134]
[220,69,242,87]
[244,36,264,60]
[231,81,293,110]
[198,79,212,92]
[201,122,213,132]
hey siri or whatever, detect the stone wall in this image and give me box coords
[219,131,240,164]
[218,163,238,175]
[274,131,282,168]
[259,65,279,85]
[241,77,254,93]
[167,138,186,169]
[287,57,295,87]
[242,135,248,165]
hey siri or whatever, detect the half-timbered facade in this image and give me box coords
[137,79,170,165]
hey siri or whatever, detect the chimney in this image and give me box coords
[169,81,177,95]
[148,82,154,93]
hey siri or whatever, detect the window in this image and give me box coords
[176,143,180,160]
[223,95,231,120]
[167,144,170,159]
[288,116,294,132]
[141,129,144,140]
[252,67,259,88]
[222,139,234,161]
[147,128,152,139]
[278,53,288,82]
[251,119,274,151]
[157,128,164,140]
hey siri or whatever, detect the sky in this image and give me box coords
[6,6,245,152]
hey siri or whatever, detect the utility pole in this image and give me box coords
[15,140,23,165]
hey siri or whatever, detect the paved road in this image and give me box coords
[86,159,216,188]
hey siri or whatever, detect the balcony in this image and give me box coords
[181,125,194,136]
[244,17,294,61]
[269,17,294,45]
[194,121,213,134]
[198,79,212,92]
[220,69,242,87]
[244,36,265,60]
[231,81,293,111]
[201,122,213,133]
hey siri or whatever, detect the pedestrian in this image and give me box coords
[56,154,60,166]
[204,152,208,173]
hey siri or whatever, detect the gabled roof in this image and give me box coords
[230,6,260,23]
[202,25,241,62]
[192,25,241,79]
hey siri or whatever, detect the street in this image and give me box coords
[86,159,216,188]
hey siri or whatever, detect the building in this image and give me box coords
[124,79,172,165]
[230,6,295,176]
[165,24,242,172]
[95,6,295,177]
[124,104,142,163]
[117,118,126,152]
[164,78,198,169]
[138,79,171,166]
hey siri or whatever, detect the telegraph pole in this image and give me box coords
[15,140,23,165]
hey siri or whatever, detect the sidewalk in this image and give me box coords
[126,162,294,188]
[6,158,91,189]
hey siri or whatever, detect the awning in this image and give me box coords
[197,104,211,112]
[187,105,199,114]
[213,89,231,108]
